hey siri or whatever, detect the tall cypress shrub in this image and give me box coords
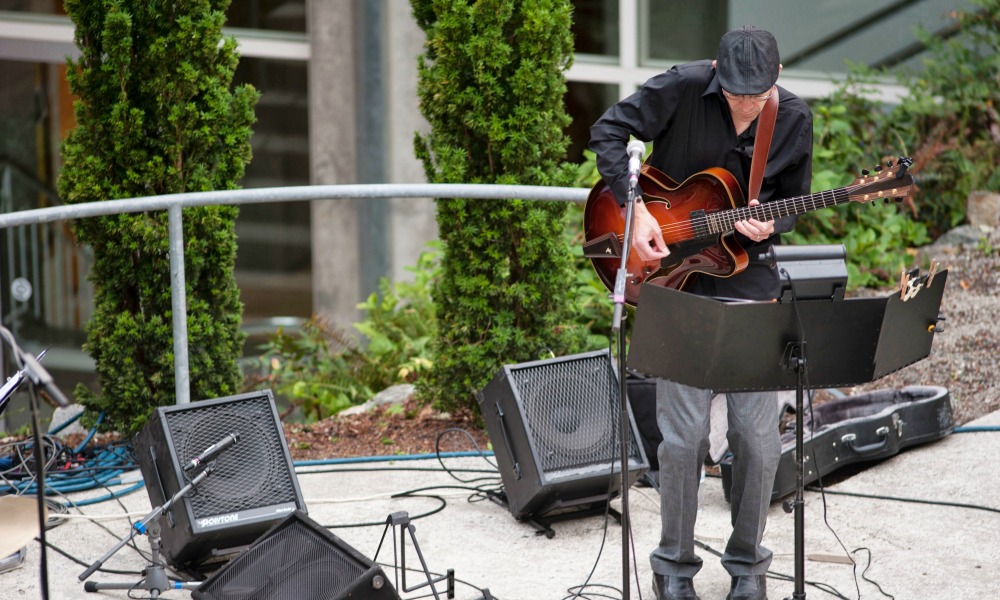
[411,0,584,412]
[58,0,258,435]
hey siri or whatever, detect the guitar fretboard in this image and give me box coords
[702,187,852,236]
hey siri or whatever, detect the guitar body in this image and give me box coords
[583,164,749,305]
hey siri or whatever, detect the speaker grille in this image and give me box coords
[509,352,644,474]
[164,395,300,516]
[510,355,625,473]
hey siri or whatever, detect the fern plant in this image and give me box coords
[257,248,439,420]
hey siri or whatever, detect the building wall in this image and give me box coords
[307,1,436,332]
[308,0,363,330]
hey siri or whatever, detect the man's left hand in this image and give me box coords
[734,199,775,242]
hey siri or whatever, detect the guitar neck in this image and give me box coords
[707,187,851,235]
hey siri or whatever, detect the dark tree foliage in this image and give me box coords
[411,0,585,412]
[59,0,258,435]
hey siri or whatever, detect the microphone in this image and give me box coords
[18,348,70,408]
[183,432,240,472]
[626,139,646,187]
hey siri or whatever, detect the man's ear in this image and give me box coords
[711,59,718,69]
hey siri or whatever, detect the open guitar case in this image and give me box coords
[627,379,954,502]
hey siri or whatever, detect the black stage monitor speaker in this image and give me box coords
[134,389,306,567]
[477,349,649,519]
[193,511,399,600]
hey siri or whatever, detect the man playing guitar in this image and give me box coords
[589,26,813,600]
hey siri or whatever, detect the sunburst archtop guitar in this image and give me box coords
[582,158,914,306]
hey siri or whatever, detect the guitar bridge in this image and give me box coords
[582,232,622,259]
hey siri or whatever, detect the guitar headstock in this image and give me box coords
[847,157,914,204]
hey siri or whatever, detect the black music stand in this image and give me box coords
[626,271,947,599]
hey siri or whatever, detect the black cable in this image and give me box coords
[782,268,870,599]
[564,582,624,600]
[852,547,895,599]
[296,465,500,476]
[320,490,452,529]
[64,461,150,557]
[424,436,505,503]
[39,538,145,577]
[300,449,505,525]
[434,427,500,482]
[561,334,631,600]
[693,539,852,600]
[804,486,1000,514]
[802,388,863,600]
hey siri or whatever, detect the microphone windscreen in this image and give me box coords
[626,139,646,157]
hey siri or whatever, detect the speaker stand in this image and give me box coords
[373,511,455,599]
[77,465,216,596]
[485,490,622,539]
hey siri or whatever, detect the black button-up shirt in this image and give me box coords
[589,59,813,300]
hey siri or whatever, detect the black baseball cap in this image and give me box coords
[716,26,780,95]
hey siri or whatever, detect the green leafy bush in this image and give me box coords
[788,82,931,288]
[258,248,438,420]
[896,0,1000,234]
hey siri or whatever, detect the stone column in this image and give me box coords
[308,2,438,332]
[386,4,438,281]
[308,0,361,330]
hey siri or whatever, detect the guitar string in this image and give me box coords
[615,171,906,243]
[615,187,851,243]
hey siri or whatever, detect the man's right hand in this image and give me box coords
[631,201,671,261]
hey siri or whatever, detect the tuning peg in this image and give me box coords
[874,165,883,172]
[886,160,894,167]
[861,169,870,175]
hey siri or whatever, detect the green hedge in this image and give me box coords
[59,0,257,435]
[411,0,586,413]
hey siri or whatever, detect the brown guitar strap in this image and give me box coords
[748,89,778,201]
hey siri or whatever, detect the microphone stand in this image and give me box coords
[78,464,216,596]
[611,169,642,599]
[0,326,54,600]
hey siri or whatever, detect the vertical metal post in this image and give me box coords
[0,165,9,374]
[356,0,389,299]
[168,205,190,404]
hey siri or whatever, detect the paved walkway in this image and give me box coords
[3,409,998,599]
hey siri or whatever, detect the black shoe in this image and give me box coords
[725,574,766,600]
[652,573,700,600]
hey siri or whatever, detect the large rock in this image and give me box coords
[967,191,1000,228]
[48,404,87,437]
[339,383,415,415]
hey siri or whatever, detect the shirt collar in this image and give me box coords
[703,72,724,98]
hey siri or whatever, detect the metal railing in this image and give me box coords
[0,183,589,404]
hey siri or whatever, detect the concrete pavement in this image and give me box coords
[3,408,998,599]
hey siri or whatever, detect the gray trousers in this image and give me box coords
[650,379,780,578]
